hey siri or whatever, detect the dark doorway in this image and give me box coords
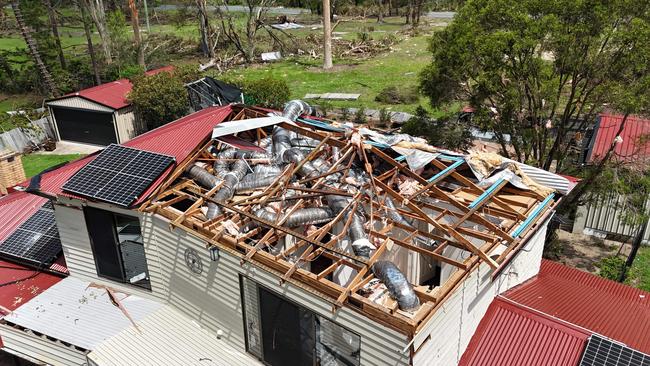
[53,107,117,146]
[259,287,314,366]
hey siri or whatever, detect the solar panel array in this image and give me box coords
[62,144,174,207]
[580,335,650,366]
[0,203,61,266]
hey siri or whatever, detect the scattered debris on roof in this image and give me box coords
[142,101,563,333]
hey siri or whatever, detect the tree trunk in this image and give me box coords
[11,1,58,97]
[197,0,214,58]
[128,0,145,67]
[376,0,383,23]
[322,0,333,69]
[44,0,66,69]
[84,0,112,64]
[78,0,101,85]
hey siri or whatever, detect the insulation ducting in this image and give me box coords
[244,207,334,231]
[327,194,373,258]
[371,261,420,312]
[208,159,249,219]
[282,100,312,122]
[235,173,280,192]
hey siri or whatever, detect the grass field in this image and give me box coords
[21,154,84,178]
[627,247,650,292]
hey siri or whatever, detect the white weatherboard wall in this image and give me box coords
[55,200,410,366]
[0,324,88,366]
[114,107,144,143]
[412,220,549,366]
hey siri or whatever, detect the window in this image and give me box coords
[84,207,151,290]
[241,276,361,366]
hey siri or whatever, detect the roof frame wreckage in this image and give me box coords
[141,104,558,335]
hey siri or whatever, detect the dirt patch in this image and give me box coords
[548,230,624,274]
[306,64,359,72]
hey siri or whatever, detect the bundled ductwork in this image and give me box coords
[208,159,249,219]
[327,194,374,258]
[213,148,237,178]
[291,137,320,148]
[272,127,320,178]
[371,261,420,312]
[235,173,280,192]
[243,207,334,232]
[254,164,282,175]
[187,165,219,189]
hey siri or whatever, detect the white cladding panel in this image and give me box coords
[0,324,88,366]
[48,96,115,113]
[412,220,548,366]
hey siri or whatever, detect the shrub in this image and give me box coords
[375,85,419,104]
[128,69,189,130]
[353,107,367,124]
[378,107,392,127]
[238,77,290,109]
[597,255,626,281]
[401,106,474,151]
[340,107,350,121]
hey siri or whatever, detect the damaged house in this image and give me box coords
[2,101,622,366]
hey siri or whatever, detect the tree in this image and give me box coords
[11,1,58,96]
[77,0,101,85]
[128,69,191,129]
[420,0,650,171]
[218,0,275,62]
[197,0,215,58]
[128,0,145,67]
[323,0,333,68]
[401,106,474,151]
[43,0,65,69]
[82,0,112,64]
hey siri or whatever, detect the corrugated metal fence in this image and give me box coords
[581,193,650,243]
[0,117,55,152]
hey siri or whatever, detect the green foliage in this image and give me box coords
[626,246,650,292]
[375,85,419,104]
[597,255,626,281]
[353,107,367,124]
[22,154,84,178]
[401,106,474,151]
[420,0,650,169]
[237,77,290,109]
[340,107,350,121]
[319,100,333,118]
[128,69,189,129]
[378,107,392,127]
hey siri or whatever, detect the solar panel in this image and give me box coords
[62,144,175,207]
[579,335,650,366]
[0,203,61,267]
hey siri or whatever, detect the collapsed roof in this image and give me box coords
[142,102,567,334]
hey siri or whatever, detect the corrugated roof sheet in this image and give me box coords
[587,113,650,163]
[504,259,650,354]
[0,260,61,314]
[88,305,262,366]
[34,105,233,204]
[0,191,68,274]
[459,297,589,366]
[3,277,162,350]
[50,66,174,110]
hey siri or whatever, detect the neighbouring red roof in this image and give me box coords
[35,105,233,205]
[587,114,650,163]
[504,259,650,354]
[0,191,69,275]
[54,66,174,110]
[459,297,589,366]
[0,191,46,242]
[0,259,61,314]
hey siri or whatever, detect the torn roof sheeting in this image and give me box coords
[145,103,565,333]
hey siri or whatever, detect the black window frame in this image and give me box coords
[84,206,151,290]
[240,275,362,366]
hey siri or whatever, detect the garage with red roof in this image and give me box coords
[45,66,173,146]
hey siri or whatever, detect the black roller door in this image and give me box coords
[53,107,117,146]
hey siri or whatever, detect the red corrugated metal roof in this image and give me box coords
[459,297,589,366]
[504,259,650,354]
[587,114,650,163]
[0,191,46,242]
[35,105,233,204]
[0,259,61,314]
[54,66,174,110]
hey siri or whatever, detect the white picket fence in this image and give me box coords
[0,117,55,152]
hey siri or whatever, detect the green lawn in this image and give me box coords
[627,246,650,292]
[21,154,85,178]
[223,33,440,114]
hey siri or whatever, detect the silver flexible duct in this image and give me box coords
[291,137,320,148]
[371,261,420,312]
[243,207,334,232]
[272,127,320,178]
[235,173,280,192]
[208,159,249,219]
[283,100,312,122]
[213,148,237,179]
[327,194,373,258]
[235,150,270,160]
[186,165,219,188]
[254,164,282,175]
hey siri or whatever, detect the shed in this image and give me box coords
[46,67,172,146]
